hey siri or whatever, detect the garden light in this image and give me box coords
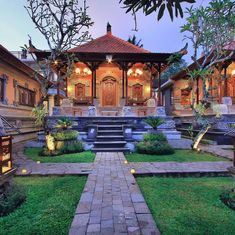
[130,168,136,174]
[21,169,27,174]
[36,161,41,164]
[124,160,128,164]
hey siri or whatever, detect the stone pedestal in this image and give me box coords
[122,106,135,117]
[156,106,166,117]
[48,95,55,116]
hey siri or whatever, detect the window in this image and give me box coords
[0,78,3,102]
[18,86,35,107]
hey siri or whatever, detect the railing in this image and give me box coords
[0,115,21,134]
[0,136,13,174]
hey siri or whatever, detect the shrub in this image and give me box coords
[60,142,84,154]
[220,188,235,211]
[0,184,26,217]
[53,130,79,141]
[145,116,164,129]
[136,141,174,155]
[40,141,84,156]
[55,117,74,130]
[143,133,167,142]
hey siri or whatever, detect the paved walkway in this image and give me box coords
[199,144,233,160]
[69,152,160,235]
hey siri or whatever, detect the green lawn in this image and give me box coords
[126,150,228,162]
[24,147,95,163]
[0,176,86,235]
[137,177,235,235]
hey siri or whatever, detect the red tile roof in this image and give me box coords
[69,32,150,54]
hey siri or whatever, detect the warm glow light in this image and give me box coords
[232,69,235,76]
[67,86,72,92]
[75,67,91,76]
[37,161,41,164]
[54,60,58,65]
[21,169,27,174]
[145,86,151,93]
[128,68,143,77]
[106,54,112,63]
[124,160,128,164]
[130,168,136,174]
[75,68,81,74]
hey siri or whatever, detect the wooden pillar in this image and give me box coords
[91,69,94,104]
[122,68,125,98]
[224,67,228,97]
[65,77,68,97]
[150,71,153,98]
[233,138,235,167]
[125,68,128,105]
[94,69,97,98]
[196,77,199,104]
[157,63,162,106]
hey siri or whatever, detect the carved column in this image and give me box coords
[157,63,162,106]
[13,79,18,106]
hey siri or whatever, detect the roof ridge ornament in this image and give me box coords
[107,22,112,35]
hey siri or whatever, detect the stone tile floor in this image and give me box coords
[12,142,233,234]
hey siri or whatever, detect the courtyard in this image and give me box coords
[0,0,235,235]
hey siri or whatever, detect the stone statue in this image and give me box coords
[45,134,55,151]
[88,106,97,116]
[147,98,156,107]
[122,106,135,117]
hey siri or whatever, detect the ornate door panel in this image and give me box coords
[132,84,143,99]
[102,77,116,106]
[75,83,85,99]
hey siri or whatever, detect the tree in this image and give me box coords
[24,0,93,100]
[120,0,196,24]
[127,35,143,48]
[180,0,235,149]
[161,59,187,83]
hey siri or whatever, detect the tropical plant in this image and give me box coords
[180,0,235,149]
[143,133,167,142]
[127,35,143,48]
[31,105,48,127]
[145,116,164,129]
[120,0,196,21]
[55,118,74,130]
[24,0,93,101]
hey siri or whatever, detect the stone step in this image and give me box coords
[97,135,124,141]
[92,120,128,125]
[92,147,130,152]
[97,130,123,135]
[94,141,127,144]
[98,125,123,131]
[94,140,127,148]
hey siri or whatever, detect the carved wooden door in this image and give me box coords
[75,83,85,99]
[132,84,143,100]
[102,78,116,106]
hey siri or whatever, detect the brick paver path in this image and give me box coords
[69,152,160,235]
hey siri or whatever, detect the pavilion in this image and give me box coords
[31,23,186,117]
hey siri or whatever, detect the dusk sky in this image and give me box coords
[0,0,210,63]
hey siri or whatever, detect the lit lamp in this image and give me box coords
[106,54,113,63]
[130,168,136,174]
[75,67,92,76]
[127,68,143,77]
[232,69,235,76]
[0,136,13,175]
[124,160,128,164]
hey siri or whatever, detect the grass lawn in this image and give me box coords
[137,176,235,235]
[125,150,228,162]
[0,176,86,235]
[25,147,95,163]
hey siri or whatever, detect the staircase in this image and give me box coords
[0,115,20,135]
[91,119,130,152]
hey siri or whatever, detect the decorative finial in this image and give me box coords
[107,22,112,34]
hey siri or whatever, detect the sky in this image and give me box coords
[0,0,210,64]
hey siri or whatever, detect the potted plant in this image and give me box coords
[145,116,164,134]
[31,105,48,141]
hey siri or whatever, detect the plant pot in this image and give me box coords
[148,129,162,134]
[37,131,45,142]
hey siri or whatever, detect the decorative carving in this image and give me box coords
[122,106,135,116]
[88,106,97,116]
[102,77,116,106]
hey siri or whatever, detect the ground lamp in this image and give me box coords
[0,136,16,192]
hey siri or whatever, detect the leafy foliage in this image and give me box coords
[136,140,175,155]
[145,116,164,129]
[53,130,79,141]
[55,117,74,130]
[31,105,48,127]
[220,188,235,211]
[143,133,167,142]
[0,184,26,217]
[127,35,143,48]
[120,0,195,21]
